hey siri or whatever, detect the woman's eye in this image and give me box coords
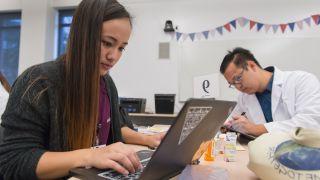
[119,47,125,52]
[102,40,112,47]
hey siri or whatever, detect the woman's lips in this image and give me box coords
[101,63,112,70]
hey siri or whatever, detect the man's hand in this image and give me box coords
[229,115,267,136]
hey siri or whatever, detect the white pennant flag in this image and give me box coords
[296,20,303,30]
[264,24,271,33]
[196,32,202,41]
[182,33,189,42]
[210,29,215,37]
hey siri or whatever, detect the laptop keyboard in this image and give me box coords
[98,150,153,180]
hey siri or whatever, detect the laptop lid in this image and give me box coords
[139,98,236,180]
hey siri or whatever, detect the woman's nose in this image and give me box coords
[107,49,119,62]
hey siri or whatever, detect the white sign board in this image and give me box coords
[193,73,219,98]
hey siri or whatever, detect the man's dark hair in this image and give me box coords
[219,47,262,74]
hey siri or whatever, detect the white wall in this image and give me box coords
[18,0,58,74]
[112,0,320,112]
[0,0,21,11]
[1,0,320,112]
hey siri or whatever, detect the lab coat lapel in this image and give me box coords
[246,94,266,124]
[271,67,284,115]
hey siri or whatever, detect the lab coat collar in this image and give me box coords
[271,66,285,86]
[270,66,285,115]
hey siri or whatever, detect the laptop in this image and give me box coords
[70,98,236,180]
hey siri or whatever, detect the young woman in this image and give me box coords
[0,0,164,179]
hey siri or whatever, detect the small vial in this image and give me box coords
[224,132,237,162]
[204,140,214,161]
[216,134,226,154]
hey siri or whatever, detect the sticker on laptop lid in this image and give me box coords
[178,106,212,145]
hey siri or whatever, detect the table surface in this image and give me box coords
[128,113,177,118]
[128,144,258,180]
[70,141,259,180]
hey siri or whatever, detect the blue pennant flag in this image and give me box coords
[216,26,223,35]
[202,31,209,39]
[304,17,311,26]
[230,20,237,29]
[272,25,279,33]
[189,33,196,41]
[176,32,182,41]
[257,23,264,31]
[288,22,295,32]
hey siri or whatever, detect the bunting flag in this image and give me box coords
[224,23,231,32]
[238,17,249,27]
[196,32,202,41]
[170,32,175,40]
[296,20,303,30]
[202,31,209,39]
[176,32,182,41]
[230,20,237,29]
[264,24,271,33]
[257,23,264,31]
[216,26,223,35]
[312,15,320,25]
[249,21,256,30]
[288,23,295,32]
[189,33,196,41]
[182,33,189,41]
[304,17,311,27]
[280,24,287,33]
[174,14,320,41]
[210,29,215,37]
[272,25,279,34]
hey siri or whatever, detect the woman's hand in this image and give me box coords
[85,142,142,175]
[121,126,167,149]
[144,132,166,148]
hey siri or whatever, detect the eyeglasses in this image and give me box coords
[228,68,245,88]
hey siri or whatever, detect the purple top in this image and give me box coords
[97,77,111,145]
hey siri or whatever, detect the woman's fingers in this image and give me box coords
[109,143,142,171]
[104,158,129,175]
[111,152,136,173]
[90,142,142,174]
[124,150,142,171]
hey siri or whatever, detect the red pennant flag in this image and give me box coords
[280,24,287,33]
[249,21,256,30]
[224,23,231,32]
[312,15,319,25]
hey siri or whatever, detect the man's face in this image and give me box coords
[223,62,260,94]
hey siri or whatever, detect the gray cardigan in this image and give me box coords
[0,59,125,179]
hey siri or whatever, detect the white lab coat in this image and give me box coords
[228,67,320,133]
[0,84,9,123]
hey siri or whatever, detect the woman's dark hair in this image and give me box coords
[0,72,11,93]
[220,47,262,74]
[62,0,131,150]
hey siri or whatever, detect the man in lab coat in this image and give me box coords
[221,47,320,137]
